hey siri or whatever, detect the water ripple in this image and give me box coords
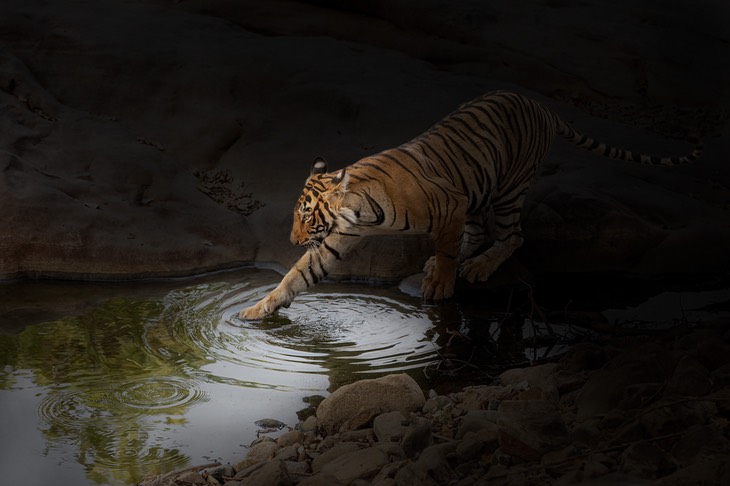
[113,376,209,412]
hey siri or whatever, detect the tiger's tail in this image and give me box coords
[557,119,703,166]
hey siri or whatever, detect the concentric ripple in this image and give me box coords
[113,376,209,412]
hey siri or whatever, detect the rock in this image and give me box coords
[319,447,389,483]
[638,399,717,437]
[234,440,281,471]
[340,407,381,432]
[654,457,730,486]
[575,343,676,421]
[456,410,499,440]
[277,430,304,447]
[670,424,730,467]
[400,414,433,458]
[275,445,299,462]
[664,355,712,397]
[239,459,292,486]
[423,395,453,414]
[316,374,425,435]
[455,385,518,411]
[456,428,500,462]
[296,472,345,486]
[396,442,458,485]
[712,363,730,386]
[300,415,318,434]
[497,399,569,461]
[311,442,361,473]
[619,441,674,479]
[499,363,557,389]
[373,411,409,443]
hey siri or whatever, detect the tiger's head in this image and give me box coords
[290,157,355,248]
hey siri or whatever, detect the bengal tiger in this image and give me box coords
[239,90,701,320]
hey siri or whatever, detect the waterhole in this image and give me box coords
[1,268,727,485]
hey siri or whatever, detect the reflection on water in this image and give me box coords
[2,268,727,485]
[0,269,442,485]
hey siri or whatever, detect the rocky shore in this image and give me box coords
[140,320,730,485]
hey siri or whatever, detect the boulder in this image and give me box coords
[316,374,425,435]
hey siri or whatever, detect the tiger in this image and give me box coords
[239,90,702,320]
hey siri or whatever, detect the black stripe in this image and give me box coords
[323,241,341,260]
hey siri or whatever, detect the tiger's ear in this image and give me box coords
[311,157,327,176]
[329,168,349,198]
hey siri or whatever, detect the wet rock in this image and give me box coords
[316,374,425,435]
[239,459,292,486]
[319,447,389,483]
[497,399,569,461]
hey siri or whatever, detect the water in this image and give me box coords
[1,268,728,485]
[0,268,443,485]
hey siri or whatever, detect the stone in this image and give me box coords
[373,411,409,443]
[311,442,361,473]
[456,428,500,462]
[619,441,674,479]
[639,399,717,437]
[664,355,712,397]
[456,410,500,440]
[316,374,425,435]
[239,459,291,486]
[575,343,676,421]
[319,447,389,483]
[396,442,458,486]
[423,395,453,414]
[340,407,381,432]
[300,415,318,434]
[234,441,281,471]
[275,445,298,462]
[277,430,304,447]
[711,363,730,386]
[499,363,557,389]
[283,460,310,476]
[497,400,569,461]
[400,414,433,458]
[296,472,345,486]
[455,385,518,411]
[670,424,730,467]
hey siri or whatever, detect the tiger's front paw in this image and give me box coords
[238,297,278,321]
[421,261,456,301]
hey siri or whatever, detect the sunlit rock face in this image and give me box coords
[1,0,728,281]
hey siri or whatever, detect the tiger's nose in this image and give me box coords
[290,232,305,246]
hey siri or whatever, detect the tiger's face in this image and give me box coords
[290,158,349,248]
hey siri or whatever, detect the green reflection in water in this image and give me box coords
[0,293,218,485]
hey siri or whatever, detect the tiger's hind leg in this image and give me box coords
[459,195,525,283]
